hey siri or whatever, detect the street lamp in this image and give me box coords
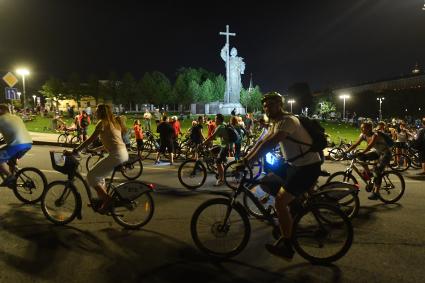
[339,94,350,121]
[288,99,295,113]
[32,95,37,107]
[377,97,385,121]
[16,68,30,109]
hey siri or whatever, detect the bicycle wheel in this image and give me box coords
[389,153,410,172]
[328,148,344,161]
[315,185,360,219]
[86,154,104,171]
[121,154,143,180]
[242,183,275,220]
[326,172,358,185]
[14,167,48,204]
[41,181,79,225]
[70,135,81,145]
[57,134,68,145]
[378,171,405,204]
[178,160,207,190]
[224,160,253,190]
[292,203,353,264]
[112,182,154,229]
[190,198,251,258]
[141,141,153,159]
[410,151,422,169]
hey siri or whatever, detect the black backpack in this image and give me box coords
[376,131,394,148]
[81,116,89,127]
[225,125,241,143]
[286,116,328,162]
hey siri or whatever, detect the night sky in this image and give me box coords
[1,0,425,93]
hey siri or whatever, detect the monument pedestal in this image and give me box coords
[218,103,245,115]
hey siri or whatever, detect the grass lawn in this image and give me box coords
[24,115,361,143]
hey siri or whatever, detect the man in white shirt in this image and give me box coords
[244,92,321,261]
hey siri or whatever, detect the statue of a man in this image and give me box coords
[221,43,245,103]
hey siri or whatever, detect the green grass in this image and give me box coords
[24,115,362,144]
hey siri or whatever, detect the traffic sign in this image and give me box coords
[2,72,18,87]
[4,87,19,100]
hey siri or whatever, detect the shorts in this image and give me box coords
[0,143,32,163]
[259,162,321,197]
[159,140,174,154]
[394,142,407,149]
[136,139,144,152]
[216,146,229,163]
[80,127,88,135]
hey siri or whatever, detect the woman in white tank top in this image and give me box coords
[73,104,128,212]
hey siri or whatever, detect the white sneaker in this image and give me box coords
[214,179,224,187]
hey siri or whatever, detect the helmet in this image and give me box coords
[261,92,284,104]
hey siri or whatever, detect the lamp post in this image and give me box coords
[288,99,295,113]
[339,94,350,121]
[16,69,30,110]
[377,97,385,121]
[32,95,36,107]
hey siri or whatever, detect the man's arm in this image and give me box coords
[246,131,287,164]
[346,136,363,152]
[361,134,377,154]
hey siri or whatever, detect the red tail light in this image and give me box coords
[147,183,155,190]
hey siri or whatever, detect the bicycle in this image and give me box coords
[328,138,352,161]
[57,128,81,145]
[0,154,47,204]
[326,153,405,204]
[177,144,222,190]
[41,151,154,229]
[190,166,354,264]
[389,142,422,172]
[85,150,143,180]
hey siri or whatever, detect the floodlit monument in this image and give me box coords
[218,25,246,115]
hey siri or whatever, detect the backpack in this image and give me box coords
[225,124,241,143]
[286,116,328,162]
[81,116,89,127]
[377,131,394,148]
[411,128,425,151]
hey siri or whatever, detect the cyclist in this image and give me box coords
[72,104,128,213]
[346,121,392,200]
[0,104,33,187]
[203,113,231,186]
[242,92,322,260]
[189,116,205,160]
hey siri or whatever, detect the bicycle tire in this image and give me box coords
[121,155,143,180]
[41,181,79,225]
[14,167,48,204]
[178,160,207,190]
[314,184,360,219]
[328,148,344,161]
[57,134,68,145]
[378,171,405,204]
[112,181,154,229]
[190,198,251,259]
[141,141,153,159]
[389,153,410,172]
[292,203,353,264]
[70,135,81,145]
[326,172,358,185]
[224,160,253,190]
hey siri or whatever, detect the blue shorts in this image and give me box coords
[0,143,32,162]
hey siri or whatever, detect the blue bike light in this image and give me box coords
[265,152,277,166]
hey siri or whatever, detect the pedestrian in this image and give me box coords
[155,115,174,165]
[116,115,131,150]
[153,108,161,125]
[133,119,144,158]
[189,116,204,159]
[79,110,91,141]
[413,117,425,175]
[143,109,152,131]
[231,108,236,116]
[230,116,245,161]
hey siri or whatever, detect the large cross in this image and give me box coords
[219,25,235,103]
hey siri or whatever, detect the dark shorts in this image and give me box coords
[260,162,321,197]
[0,143,32,163]
[159,140,174,154]
[136,139,144,151]
[80,127,88,135]
[216,146,229,164]
[394,142,407,149]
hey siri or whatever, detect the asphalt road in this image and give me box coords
[0,145,424,283]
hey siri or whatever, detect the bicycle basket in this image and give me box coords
[49,151,79,175]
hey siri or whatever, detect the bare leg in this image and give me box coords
[217,163,224,181]
[0,162,11,177]
[274,188,295,238]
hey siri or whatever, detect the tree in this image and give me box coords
[87,73,99,104]
[199,79,215,103]
[151,71,172,105]
[213,75,225,102]
[65,72,84,107]
[118,72,137,110]
[38,77,65,100]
